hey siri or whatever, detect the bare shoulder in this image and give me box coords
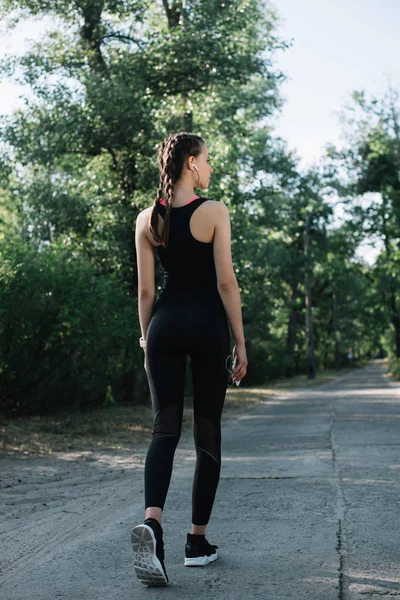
[136,205,154,223]
[135,206,160,246]
[202,199,229,214]
[200,201,229,232]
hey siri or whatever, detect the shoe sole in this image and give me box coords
[131,524,169,586]
[184,553,218,567]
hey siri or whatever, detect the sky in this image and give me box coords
[272,0,400,169]
[271,0,400,263]
[1,1,399,263]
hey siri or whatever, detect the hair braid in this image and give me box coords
[150,132,205,249]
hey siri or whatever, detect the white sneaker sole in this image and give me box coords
[184,552,218,567]
[131,524,169,586]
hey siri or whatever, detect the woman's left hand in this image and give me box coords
[143,349,147,371]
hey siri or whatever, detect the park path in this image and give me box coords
[1,359,400,599]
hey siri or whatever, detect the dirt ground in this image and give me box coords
[0,367,357,459]
[2,365,381,600]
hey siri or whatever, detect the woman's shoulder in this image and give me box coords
[135,205,158,234]
[199,197,228,211]
[138,204,154,217]
[201,199,229,222]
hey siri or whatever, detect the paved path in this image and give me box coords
[1,360,400,599]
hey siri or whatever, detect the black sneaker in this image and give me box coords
[131,518,169,586]
[184,533,219,567]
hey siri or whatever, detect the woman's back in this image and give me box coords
[153,196,224,308]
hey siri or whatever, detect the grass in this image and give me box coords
[0,365,362,459]
[267,366,360,390]
[0,404,157,458]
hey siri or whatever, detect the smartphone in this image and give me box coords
[232,354,240,386]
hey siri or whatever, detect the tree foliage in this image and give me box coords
[0,1,391,415]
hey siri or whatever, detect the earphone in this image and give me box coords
[191,163,202,188]
[225,353,240,386]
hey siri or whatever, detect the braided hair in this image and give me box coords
[150,132,205,249]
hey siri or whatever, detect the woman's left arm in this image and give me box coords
[135,210,156,343]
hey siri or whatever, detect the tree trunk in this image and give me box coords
[80,1,107,73]
[332,284,341,369]
[382,196,400,358]
[286,285,299,377]
[304,212,315,379]
[390,297,400,358]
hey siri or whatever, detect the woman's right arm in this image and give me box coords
[212,202,248,383]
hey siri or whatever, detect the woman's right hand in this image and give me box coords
[232,342,247,383]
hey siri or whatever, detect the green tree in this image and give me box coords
[326,87,400,358]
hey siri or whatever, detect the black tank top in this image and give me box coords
[154,196,225,312]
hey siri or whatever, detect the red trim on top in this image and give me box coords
[159,195,200,207]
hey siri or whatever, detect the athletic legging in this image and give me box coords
[144,299,230,525]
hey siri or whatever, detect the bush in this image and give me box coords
[388,357,400,380]
[0,238,140,416]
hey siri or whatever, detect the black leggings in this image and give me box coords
[144,300,230,525]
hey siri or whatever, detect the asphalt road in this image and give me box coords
[1,359,400,599]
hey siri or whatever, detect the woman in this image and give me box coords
[131,132,247,586]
